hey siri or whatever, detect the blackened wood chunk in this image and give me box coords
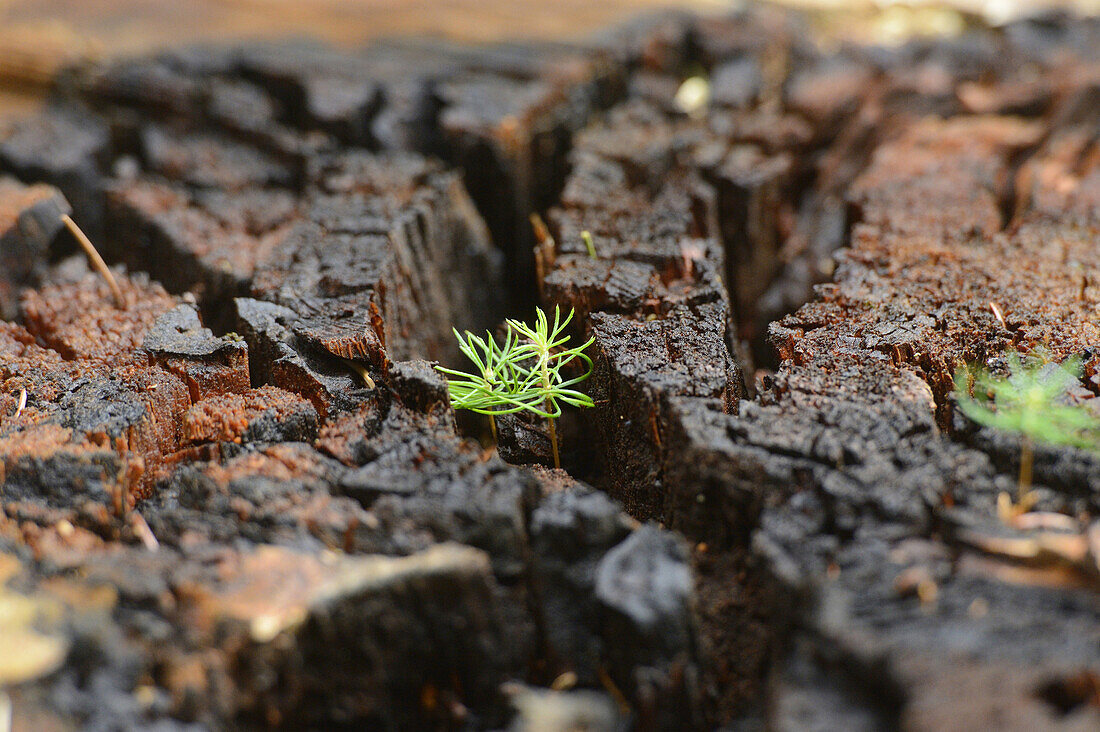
[710,57,763,109]
[148,442,369,550]
[0,107,111,242]
[236,41,384,145]
[627,70,680,110]
[388,359,450,414]
[105,178,300,308]
[586,304,743,522]
[753,193,848,362]
[56,378,148,441]
[198,545,522,730]
[311,150,502,337]
[566,101,677,189]
[659,396,763,547]
[143,304,251,400]
[847,116,1042,240]
[139,126,296,190]
[784,58,875,143]
[555,177,711,269]
[142,304,239,359]
[0,364,191,507]
[529,485,633,681]
[693,8,801,68]
[205,77,282,135]
[320,396,450,469]
[545,254,724,324]
[85,58,204,117]
[957,76,1054,117]
[0,179,71,320]
[707,108,814,158]
[495,411,554,468]
[1015,127,1100,229]
[368,464,535,582]
[707,144,793,320]
[234,296,365,418]
[557,152,637,212]
[3,275,215,501]
[330,404,534,581]
[0,424,123,506]
[595,525,701,729]
[252,221,391,367]
[437,45,622,310]
[588,10,693,73]
[0,320,64,378]
[247,150,501,367]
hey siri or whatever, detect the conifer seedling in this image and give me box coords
[954,350,1100,515]
[436,306,595,468]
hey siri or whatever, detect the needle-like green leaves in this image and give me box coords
[435,306,595,419]
[953,351,1100,449]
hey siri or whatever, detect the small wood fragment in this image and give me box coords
[13,388,26,419]
[549,671,577,691]
[131,511,159,552]
[989,301,1006,330]
[530,213,556,298]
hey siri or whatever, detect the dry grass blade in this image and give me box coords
[62,214,126,310]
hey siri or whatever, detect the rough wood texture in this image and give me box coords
[1,4,1099,730]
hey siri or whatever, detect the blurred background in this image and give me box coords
[0,0,1095,121]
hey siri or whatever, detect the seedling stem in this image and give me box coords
[582,231,598,260]
[954,350,1100,516]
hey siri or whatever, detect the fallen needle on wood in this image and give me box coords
[62,214,126,310]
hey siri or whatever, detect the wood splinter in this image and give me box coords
[989,301,1007,331]
[62,214,126,310]
[131,511,159,552]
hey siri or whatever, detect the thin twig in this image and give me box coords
[62,214,125,309]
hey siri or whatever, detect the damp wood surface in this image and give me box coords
[0,2,1099,731]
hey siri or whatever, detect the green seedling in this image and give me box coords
[582,231,598,260]
[435,326,524,442]
[436,306,595,468]
[954,350,1100,514]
